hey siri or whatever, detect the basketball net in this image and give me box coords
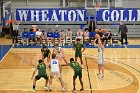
[95,2,100,11]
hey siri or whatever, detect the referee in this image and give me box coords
[118,21,128,46]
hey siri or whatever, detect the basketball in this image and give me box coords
[95,34,100,39]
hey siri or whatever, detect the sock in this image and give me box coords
[33,86,35,89]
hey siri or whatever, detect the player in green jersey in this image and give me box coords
[69,58,84,93]
[41,45,51,63]
[73,38,85,68]
[31,59,49,92]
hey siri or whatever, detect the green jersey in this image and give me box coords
[74,43,84,53]
[41,48,50,58]
[69,61,82,71]
[37,62,47,75]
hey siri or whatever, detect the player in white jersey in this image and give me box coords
[49,54,66,92]
[94,34,104,80]
[52,44,68,65]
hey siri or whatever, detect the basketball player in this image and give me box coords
[94,34,104,79]
[52,44,68,65]
[49,54,66,92]
[41,45,51,63]
[73,38,85,69]
[31,59,49,92]
[69,58,84,93]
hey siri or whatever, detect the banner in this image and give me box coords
[16,8,86,21]
[97,8,140,21]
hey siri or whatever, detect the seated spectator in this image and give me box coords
[52,30,61,45]
[76,28,83,43]
[22,28,29,46]
[89,30,96,44]
[104,31,112,45]
[66,29,72,44]
[97,29,105,43]
[35,29,42,44]
[83,28,89,44]
[47,28,53,44]
[40,30,47,46]
[29,29,36,45]
[60,30,65,45]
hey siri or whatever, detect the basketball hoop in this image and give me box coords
[6,20,21,25]
[95,2,100,11]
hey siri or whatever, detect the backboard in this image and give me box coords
[85,0,110,10]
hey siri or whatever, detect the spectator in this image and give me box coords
[118,21,128,46]
[60,30,65,46]
[97,29,105,43]
[104,31,112,45]
[22,28,29,46]
[66,29,72,45]
[89,30,96,45]
[76,28,83,43]
[36,29,42,44]
[40,30,47,46]
[29,29,36,45]
[47,28,53,45]
[83,28,89,44]
[52,30,61,45]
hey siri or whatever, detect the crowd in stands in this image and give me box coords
[12,27,113,46]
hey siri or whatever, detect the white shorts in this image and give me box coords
[50,71,61,78]
[98,57,104,64]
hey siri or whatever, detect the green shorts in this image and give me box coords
[44,54,48,59]
[73,69,82,78]
[75,52,82,58]
[35,74,48,80]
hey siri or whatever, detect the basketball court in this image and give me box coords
[0,0,140,93]
[0,38,140,93]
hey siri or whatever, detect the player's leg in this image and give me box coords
[49,76,53,91]
[79,77,84,92]
[78,70,84,92]
[73,76,77,92]
[62,56,68,64]
[43,75,49,90]
[75,52,78,62]
[79,54,84,68]
[101,64,104,78]
[57,72,65,92]
[32,75,40,92]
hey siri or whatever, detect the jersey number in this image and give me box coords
[72,63,78,67]
[52,61,57,64]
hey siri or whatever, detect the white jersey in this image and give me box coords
[50,59,60,72]
[84,32,89,39]
[54,47,64,58]
[98,47,104,64]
